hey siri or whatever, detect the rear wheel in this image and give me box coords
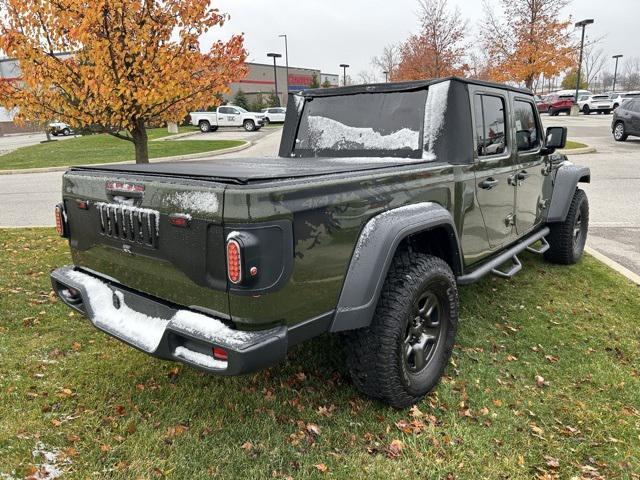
[544,189,589,265]
[199,120,211,133]
[613,122,628,141]
[62,128,71,136]
[344,252,458,409]
[243,120,256,132]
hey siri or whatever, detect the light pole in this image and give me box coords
[267,52,282,107]
[571,19,594,115]
[383,71,389,83]
[278,34,289,100]
[612,54,623,93]
[340,64,349,87]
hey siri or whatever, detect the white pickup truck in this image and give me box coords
[190,105,265,133]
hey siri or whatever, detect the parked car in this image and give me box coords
[546,94,575,116]
[51,77,590,408]
[261,107,286,124]
[190,105,265,132]
[610,91,640,109]
[48,121,72,136]
[535,95,549,113]
[577,94,613,115]
[612,98,640,141]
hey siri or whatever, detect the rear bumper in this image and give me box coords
[50,266,288,375]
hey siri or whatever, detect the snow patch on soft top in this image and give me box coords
[174,346,226,370]
[423,80,450,159]
[169,191,219,215]
[306,116,420,152]
[67,271,168,351]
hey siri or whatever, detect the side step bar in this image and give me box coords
[457,227,550,285]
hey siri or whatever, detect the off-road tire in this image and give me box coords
[343,252,458,409]
[199,120,211,133]
[62,128,71,136]
[544,189,589,265]
[243,120,256,132]
[613,121,628,141]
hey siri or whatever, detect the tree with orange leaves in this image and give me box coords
[479,0,575,89]
[0,0,247,163]
[395,0,469,81]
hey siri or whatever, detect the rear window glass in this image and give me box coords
[294,90,427,158]
[593,95,609,99]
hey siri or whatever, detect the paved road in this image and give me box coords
[0,129,283,227]
[0,132,76,156]
[544,113,640,275]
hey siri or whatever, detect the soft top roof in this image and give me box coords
[299,76,533,98]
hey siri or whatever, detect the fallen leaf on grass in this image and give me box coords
[315,463,328,473]
[386,439,405,458]
[544,455,560,469]
[535,375,548,388]
[306,423,321,436]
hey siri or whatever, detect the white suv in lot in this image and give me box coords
[610,91,640,110]
[577,94,613,115]
[261,107,286,124]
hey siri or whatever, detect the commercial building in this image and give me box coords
[226,62,339,107]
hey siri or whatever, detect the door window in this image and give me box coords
[219,107,232,114]
[513,100,540,152]
[474,95,507,157]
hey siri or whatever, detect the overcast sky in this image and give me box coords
[204,0,638,81]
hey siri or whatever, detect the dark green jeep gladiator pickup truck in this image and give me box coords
[51,77,590,408]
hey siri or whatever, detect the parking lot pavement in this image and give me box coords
[544,113,640,276]
[0,132,76,156]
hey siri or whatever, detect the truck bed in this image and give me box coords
[70,156,428,184]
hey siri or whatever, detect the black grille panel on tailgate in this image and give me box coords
[97,202,159,247]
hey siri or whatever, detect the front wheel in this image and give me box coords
[544,189,589,265]
[62,128,71,136]
[199,120,211,133]
[263,117,270,126]
[613,122,628,141]
[243,120,256,132]
[344,252,458,409]
[582,105,590,115]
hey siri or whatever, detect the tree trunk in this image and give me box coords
[131,120,149,164]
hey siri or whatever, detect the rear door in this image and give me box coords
[470,86,517,249]
[511,95,549,235]
[630,100,640,134]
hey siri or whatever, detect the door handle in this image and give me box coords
[479,178,499,190]
[517,170,531,181]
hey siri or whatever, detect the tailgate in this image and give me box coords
[62,170,230,317]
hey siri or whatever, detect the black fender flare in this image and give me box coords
[547,163,591,223]
[329,202,462,333]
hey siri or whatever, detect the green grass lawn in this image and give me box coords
[0,128,243,171]
[1,229,639,479]
[563,140,589,150]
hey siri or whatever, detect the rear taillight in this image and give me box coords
[226,239,242,284]
[55,204,66,237]
[212,347,228,361]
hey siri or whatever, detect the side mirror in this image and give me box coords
[543,126,567,154]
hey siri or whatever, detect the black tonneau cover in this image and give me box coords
[70,156,427,184]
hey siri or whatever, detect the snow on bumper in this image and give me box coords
[50,266,287,375]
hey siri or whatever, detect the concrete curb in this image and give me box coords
[0,141,251,175]
[585,246,640,286]
[558,146,597,155]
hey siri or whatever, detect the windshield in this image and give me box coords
[293,90,428,158]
